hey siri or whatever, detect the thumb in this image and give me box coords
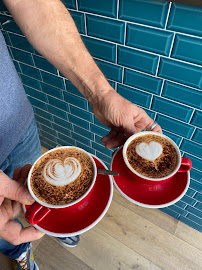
[0,170,34,205]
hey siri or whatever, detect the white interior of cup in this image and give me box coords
[122,131,181,181]
[27,146,97,208]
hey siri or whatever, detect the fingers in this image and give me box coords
[152,124,163,133]
[13,164,32,185]
[2,219,44,245]
[13,167,23,181]
[0,170,34,205]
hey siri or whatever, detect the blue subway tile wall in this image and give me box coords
[0,1,202,232]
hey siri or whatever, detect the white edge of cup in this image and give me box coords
[122,131,182,182]
[27,146,97,209]
[111,148,190,209]
[23,154,113,237]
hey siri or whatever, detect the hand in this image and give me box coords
[0,165,44,245]
[91,90,162,148]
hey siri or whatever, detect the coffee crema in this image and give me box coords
[31,148,94,205]
[126,134,178,178]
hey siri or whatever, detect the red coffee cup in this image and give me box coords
[122,131,192,181]
[25,146,97,225]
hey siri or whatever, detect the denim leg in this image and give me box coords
[0,117,42,259]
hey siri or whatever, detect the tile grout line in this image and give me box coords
[188,109,196,124]
[149,95,154,110]
[121,67,125,84]
[189,127,196,140]
[159,79,165,96]
[116,0,120,19]
[123,22,127,45]
[84,12,87,35]
[155,56,161,76]
[75,0,78,11]
[164,2,172,30]
[168,32,176,58]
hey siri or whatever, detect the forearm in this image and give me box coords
[3,0,113,103]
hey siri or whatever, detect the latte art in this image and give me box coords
[44,157,81,186]
[136,141,163,161]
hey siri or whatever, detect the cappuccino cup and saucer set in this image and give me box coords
[23,131,192,237]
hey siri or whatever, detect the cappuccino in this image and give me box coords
[126,134,178,178]
[30,148,94,205]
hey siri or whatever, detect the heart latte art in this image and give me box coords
[43,157,81,186]
[136,141,163,161]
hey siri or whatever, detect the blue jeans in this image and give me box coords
[0,117,42,259]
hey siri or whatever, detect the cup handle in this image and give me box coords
[25,202,51,225]
[178,157,192,173]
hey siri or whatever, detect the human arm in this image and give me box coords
[0,165,44,245]
[3,0,162,148]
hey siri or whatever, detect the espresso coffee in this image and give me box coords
[30,148,94,205]
[126,134,178,178]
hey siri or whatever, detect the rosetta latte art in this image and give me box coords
[43,157,81,186]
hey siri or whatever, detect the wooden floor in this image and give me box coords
[1,146,202,270]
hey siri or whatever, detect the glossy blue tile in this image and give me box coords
[70,105,93,122]
[69,10,86,34]
[40,125,57,137]
[92,142,112,157]
[190,169,202,182]
[186,188,196,197]
[34,107,53,121]
[68,114,89,130]
[162,81,202,110]
[86,14,125,44]
[47,104,67,120]
[13,61,21,73]
[33,55,57,75]
[190,179,202,193]
[168,205,187,216]
[40,82,63,100]
[73,126,94,140]
[53,116,73,130]
[186,213,202,226]
[179,216,202,232]
[124,69,162,94]
[192,129,202,145]
[64,92,87,110]
[82,36,116,63]
[2,31,12,46]
[28,96,47,111]
[20,63,41,81]
[175,201,186,209]
[90,124,108,137]
[40,130,57,143]
[181,195,197,206]
[11,47,34,66]
[126,24,173,56]
[186,205,202,219]
[118,46,159,75]
[167,4,202,37]
[47,96,69,112]
[95,151,111,166]
[41,71,65,90]
[117,84,152,108]
[57,133,76,146]
[94,117,110,131]
[2,18,23,35]
[162,130,181,146]
[35,115,52,128]
[143,109,156,120]
[158,58,202,90]
[25,87,47,103]
[151,96,194,122]
[194,193,202,202]
[119,0,169,28]
[62,0,76,9]
[65,80,83,97]
[40,138,56,149]
[76,142,95,155]
[95,59,123,82]
[181,139,202,159]
[184,153,202,172]
[171,34,202,66]
[0,1,8,12]
[191,111,202,128]
[156,114,194,138]
[21,74,41,91]
[78,0,117,18]
[8,33,34,53]
[72,132,91,146]
[161,207,179,219]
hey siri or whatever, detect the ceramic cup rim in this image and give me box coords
[27,146,97,208]
[122,131,181,181]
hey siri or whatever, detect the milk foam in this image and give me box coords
[43,157,81,186]
[136,141,163,161]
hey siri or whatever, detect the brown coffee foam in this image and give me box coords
[31,148,94,205]
[126,135,178,178]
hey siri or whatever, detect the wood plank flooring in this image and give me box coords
[0,146,202,270]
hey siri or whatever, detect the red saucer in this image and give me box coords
[110,147,190,208]
[24,156,113,237]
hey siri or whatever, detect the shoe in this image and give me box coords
[13,244,39,270]
[57,235,80,248]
